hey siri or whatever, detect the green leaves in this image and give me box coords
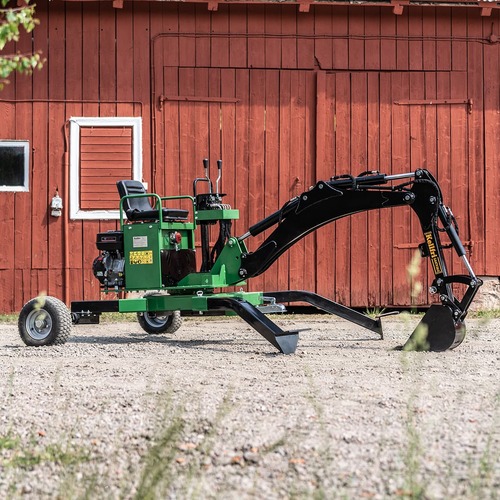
[0,1,43,89]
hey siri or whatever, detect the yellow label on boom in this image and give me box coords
[424,231,442,275]
[129,250,153,265]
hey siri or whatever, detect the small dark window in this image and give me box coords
[0,141,29,191]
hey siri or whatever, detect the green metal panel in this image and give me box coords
[174,237,248,290]
[161,226,196,250]
[123,223,163,290]
[118,290,264,313]
[210,237,248,285]
[195,209,239,222]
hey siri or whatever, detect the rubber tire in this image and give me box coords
[137,309,182,335]
[18,296,72,346]
[137,292,182,335]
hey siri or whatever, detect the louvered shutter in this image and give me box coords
[79,126,133,210]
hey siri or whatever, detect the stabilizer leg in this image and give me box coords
[266,290,383,338]
[206,297,299,354]
[401,305,466,352]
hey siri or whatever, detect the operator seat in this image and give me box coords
[116,180,189,222]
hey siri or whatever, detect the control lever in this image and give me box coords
[203,158,212,193]
[216,159,222,196]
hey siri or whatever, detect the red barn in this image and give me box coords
[0,0,499,313]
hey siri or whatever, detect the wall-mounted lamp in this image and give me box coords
[51,191,63,217]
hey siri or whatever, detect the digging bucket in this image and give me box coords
[400,305,466,352]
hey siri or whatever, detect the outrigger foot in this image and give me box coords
[206,297,299,354]
[400,305,466,352]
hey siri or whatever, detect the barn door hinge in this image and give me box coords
[394,98,473,114]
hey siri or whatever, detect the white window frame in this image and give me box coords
[69,116,142,220]
[0,140,30,192]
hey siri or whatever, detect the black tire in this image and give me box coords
[18,296,72,346]
[137,309,182,335]
[137,292,182,335]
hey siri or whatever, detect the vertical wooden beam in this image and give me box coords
[467,12,486,274]
[349,72,368,307]
[333,73,351,305]
[262,70,279,292]
[483,21,500,273]
[65,1,84,303]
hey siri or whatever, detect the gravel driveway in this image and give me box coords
[1,314,498,499]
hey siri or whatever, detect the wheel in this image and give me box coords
[137,309,182,335]
[136,292,182,335]
[18,296,72,346]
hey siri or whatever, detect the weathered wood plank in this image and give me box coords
[483,32,500,273]
[265,5,281,69]
[349,72,368,306]
[467,14,486,274]
[348,7,364,70]
[315,71,336,299]
[229,5,247,68]
[277,70,291,292]
[82,5,101,300]
[449,71,469,276]
[247,6,266,68]
[211,6,230,68]
[379,72,393,306]
[391,72,411,306]
[262,69,279,292]
[380,10,396,70]
[409,7,423,71]
[332,7,349,69]
[333,72,351,305]
[314,6,333,69]
[367,72,381,306]
[281,8,297,69]
[234,69,250,239]
[408,71,428,304]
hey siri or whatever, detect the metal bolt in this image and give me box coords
[302,195,308,201]
[239,269,247,277]
[318,183,323,189]
[429,286,437,294]
[429,196,437,204]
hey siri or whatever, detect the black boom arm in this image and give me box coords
[237,169,481,323]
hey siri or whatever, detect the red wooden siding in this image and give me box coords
[0,1,498,313]
[79,127,133,210]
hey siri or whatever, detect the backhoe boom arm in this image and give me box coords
[235,169,480,329]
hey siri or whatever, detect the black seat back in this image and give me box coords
[116,180,154,215]
[116,180,189,222]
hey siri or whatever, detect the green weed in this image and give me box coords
[0,432,90,469]
[134,394,186,500]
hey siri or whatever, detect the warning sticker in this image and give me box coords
[129,250,153,265]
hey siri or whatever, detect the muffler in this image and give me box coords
[400,305,466,352]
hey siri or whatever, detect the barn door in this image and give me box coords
[157,68,317,294]
[157,67,471,307]
[316,71,471,307]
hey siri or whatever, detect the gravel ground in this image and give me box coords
[0,313,499,499]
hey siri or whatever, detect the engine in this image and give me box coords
[93,231,125,288]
